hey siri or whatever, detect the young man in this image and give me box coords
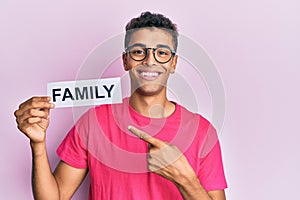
[14,12,227,200]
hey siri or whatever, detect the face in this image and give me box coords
[122,28,178,96]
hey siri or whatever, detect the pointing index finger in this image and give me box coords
[128,125,165,148]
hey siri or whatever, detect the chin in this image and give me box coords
[134,85,165,97]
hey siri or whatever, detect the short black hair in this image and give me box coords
[124,11,178,51]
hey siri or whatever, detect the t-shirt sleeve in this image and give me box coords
[56,114,89,169]
[197,140,228,191]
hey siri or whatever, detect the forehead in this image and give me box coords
[128,28,174,49]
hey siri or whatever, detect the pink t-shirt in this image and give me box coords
[57,98,227,199]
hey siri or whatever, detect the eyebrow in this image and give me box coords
[128,43,172,50]
[156,44,172,49]
[128,43,146,48]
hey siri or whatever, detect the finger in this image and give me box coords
[19,96,51,109]
[18,117,47,134]
[18,118,39,132]
[148,163,162,172]
[15,99,54,117]
[17,108,49,124]
[148,157,159,167]
[18,120,46,136]
[18,121,32,134]
[128,125,165,148]
[27,117,44,124]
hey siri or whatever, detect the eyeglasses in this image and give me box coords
[125,45,176,64]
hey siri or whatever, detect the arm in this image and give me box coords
[30,142,60,199]
[53,161,88,199]
[175,174,226,200]
[15,97,87,200]
[165,160,225,200]
[31,143,87,200]
[128,126,226,200]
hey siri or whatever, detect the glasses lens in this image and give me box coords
[155,48,172,63]
[129,46,146,61]
[128,46,174,63]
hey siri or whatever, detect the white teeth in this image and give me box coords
[140,72,159,77]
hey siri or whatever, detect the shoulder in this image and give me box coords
[176,103,214,130]
[176,103,218,148]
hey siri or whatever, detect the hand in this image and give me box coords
[14,96,55,144]
[128,125,197,185]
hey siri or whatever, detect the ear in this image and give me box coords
[122,52,130,71]
[170,55,178,74]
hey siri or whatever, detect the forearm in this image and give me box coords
[31,142,59,200]
[175,175,212,200]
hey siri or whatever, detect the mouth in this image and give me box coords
[137,70,162,80]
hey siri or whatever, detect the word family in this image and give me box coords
[47,78,122,108]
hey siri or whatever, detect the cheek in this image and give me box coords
[126,59,142,70]
[123,55,135,71]
[161,64,173,73]
[128,67,138,78]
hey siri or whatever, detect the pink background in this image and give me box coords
[1,0,299,199]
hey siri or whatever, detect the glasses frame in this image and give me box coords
[125,45,176,64]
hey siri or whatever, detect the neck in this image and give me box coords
[129,91,175,118]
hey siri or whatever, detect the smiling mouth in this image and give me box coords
[137,70,162,80]
[141,71,159,77]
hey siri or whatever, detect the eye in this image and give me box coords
[130,48,146,56]
[156,48,170,57]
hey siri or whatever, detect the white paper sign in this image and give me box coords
[47,78,122,108]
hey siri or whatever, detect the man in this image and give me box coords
[14,11,227,200]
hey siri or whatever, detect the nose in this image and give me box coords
[142,48,157,65]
